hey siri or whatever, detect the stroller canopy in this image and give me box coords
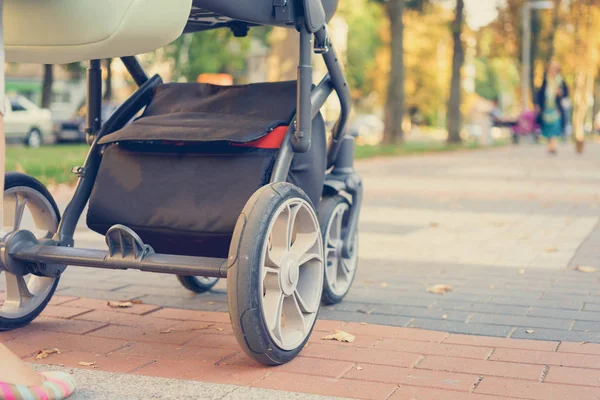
[5,0,338,65]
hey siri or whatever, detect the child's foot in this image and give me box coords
[0,371,76,400]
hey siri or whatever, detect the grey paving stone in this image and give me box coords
[408,319,513,337]
[511,327,600,343]
[572,321,600,332]
[55,287,144,301]
[491,297,583,311]
[468,313,571,330]
[436,301,530,316]
[318,310,412,327]
[528,307,600,322]
[322,303,469,322]
[584,303,600,312]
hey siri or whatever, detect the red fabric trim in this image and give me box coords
[232,126,288,149]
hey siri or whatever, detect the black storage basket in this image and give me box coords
[87,81,326,258]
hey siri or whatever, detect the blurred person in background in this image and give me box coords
[536,61,569,155]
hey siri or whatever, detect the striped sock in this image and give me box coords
[0,372,75,400]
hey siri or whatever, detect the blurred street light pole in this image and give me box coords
[522,0,554,111]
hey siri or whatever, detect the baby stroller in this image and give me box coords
[0,0,362,365]
[510,110,540,144]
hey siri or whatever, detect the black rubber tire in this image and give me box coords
[227,182,321,366]
[176,276,219,293]
[0,172,61,331]
[26,129,43,148]
[318,195,358,305]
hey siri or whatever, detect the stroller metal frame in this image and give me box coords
[1,1,362,364]
[4,24,360,278]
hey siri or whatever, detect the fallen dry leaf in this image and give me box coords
[216,327,224,332]
[36,348,61,360]
[545,247,558,253]
[360,322,368,325]
[356,366,363,371]
[357,309,373,315]
[430,222,440,228]
[575,265,597,273]
[322,330,356,343]
[78,362,96,367]
[525,329,535,334]
[208,301,215,305]
[107,301,133,308]
[130,299,143,304]
[427,284,453,295]
[160,328,174,334]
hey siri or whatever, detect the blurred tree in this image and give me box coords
[373,0,433,144]
[104,58,113,101]
[166,29,251,82]
[337,0,382,101]
[40,65,53,109]
[447,0,465,143]
[382,0,405,145]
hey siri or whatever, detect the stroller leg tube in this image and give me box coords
[293,25,313,153]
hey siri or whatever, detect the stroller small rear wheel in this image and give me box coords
[177,276,219,293]
[227,183,323,365]
[0,173,61,331]
[319,195,358,305]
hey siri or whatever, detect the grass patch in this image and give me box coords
[5,139,508,186]
[355,139,508,160]
[6,144,89,186]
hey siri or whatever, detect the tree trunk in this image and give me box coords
[383,0,405,145]
[40,65,54,109]
[593,67,600,133]
[104,58,113,101]
[447,0,465,144]
[530,10,541,104]
[547,0,561,62]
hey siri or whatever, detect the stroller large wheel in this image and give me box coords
[227,183,323,365]
[0,173,60,331]
[319,195,358,305]
[177,276,219,293]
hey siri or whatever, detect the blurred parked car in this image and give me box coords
[55,102,118,143]
[349,114,384,145]
[5,96,53,147]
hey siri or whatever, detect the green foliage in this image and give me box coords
[166,29,253,82]
[338,0,383,98]
[6,144,88,185]
[474,57,499,100]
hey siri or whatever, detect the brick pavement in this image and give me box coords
[31,142,600,343]
[2,296,600,399]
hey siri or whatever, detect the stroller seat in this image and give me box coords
[87,81,327,258]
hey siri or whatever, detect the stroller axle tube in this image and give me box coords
[10,243,227,278]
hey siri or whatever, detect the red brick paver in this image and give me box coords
[3,298,600,400]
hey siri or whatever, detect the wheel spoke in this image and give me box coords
[286,204,301,251]
[282,293,307,337]
[262,265,279,281]
[290,230,319,259]
[298,250,322,266]
[4,272,33,309]
[13,196,28,231]
[294,288,317,313]
[266,237,284,268]
[326,256,339,288]
[264,290,284,341]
